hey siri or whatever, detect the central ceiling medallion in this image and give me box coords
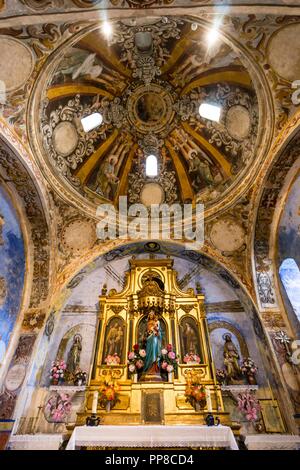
[127,83,174,134]
[30,16,269,217]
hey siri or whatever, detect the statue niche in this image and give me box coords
[179,316,202,361]
[137,311,167,381]
[66,334,82,375]
[222,333,242,383]
[102,317,125,363]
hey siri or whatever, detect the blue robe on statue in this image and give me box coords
[143,322,162,373]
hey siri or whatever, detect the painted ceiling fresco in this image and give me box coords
[0,1,299,19]
[0,187,25,365]
[37,17,260,210]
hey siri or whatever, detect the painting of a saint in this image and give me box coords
[180,317,201,359]
[102,317,125,363]
[92,155,119,200]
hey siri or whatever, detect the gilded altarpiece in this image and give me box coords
[78,258,230,426]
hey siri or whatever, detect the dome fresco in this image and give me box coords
[1,3,300,449]
[35,17,262,213]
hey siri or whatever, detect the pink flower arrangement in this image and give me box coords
[50,360,67,384]
[160,344,179,374]
[136,359,144,369]
[183,353,201,364]
[127,345,145,376]
[237,392,261,422]
[104,353,121,365]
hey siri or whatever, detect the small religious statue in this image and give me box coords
[105,321,124,358]
[67,334,82,375]
[143,310,162,376]
[223,333,241,383]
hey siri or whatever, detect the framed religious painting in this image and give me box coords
[101,317,126,365]
[179,316,202,362]
[259,399,286,433]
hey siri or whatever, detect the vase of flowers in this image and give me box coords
[50,360,67,386]
[104,353,121,365]
[216,369,227,385]
[127,344,146,380]
[99,376,120,412]
[183,353,201,364]
[74,369,87,386]
[185,371,207,411]
[160,344,179,381]
[241,357,258,385]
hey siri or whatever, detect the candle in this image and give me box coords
[206,387,212,412]
[91,391,98,414]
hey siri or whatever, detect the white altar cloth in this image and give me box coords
[9,434,63,450]
[244,434,300,450]
[66,425,238,450]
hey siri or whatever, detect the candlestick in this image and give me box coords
[206,386,212,412]
[92,391,98,414]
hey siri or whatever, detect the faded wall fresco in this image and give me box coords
[0,187,25,367]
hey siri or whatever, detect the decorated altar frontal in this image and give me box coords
[66,425,238,450]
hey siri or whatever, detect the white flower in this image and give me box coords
[139,349,146,358]
[161,349,167,355]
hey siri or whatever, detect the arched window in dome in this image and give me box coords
[279,258,300,322]
[146,154,158,177]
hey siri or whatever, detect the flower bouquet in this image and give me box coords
[104,353,121,365]
[160,344,179,376]
[98,376,120,412]
[185,381,207,411]
[237,391,260,422]
[74,369,87,386]
[241,357,258,385]
[183,353,201,364]
[127,344,146,377]
[50,360,67,385]
[216,369,227,384]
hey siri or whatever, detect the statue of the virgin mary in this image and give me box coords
[143,310,162,374]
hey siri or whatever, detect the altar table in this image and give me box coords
[66,425,238,450]
[244,434,300,450]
